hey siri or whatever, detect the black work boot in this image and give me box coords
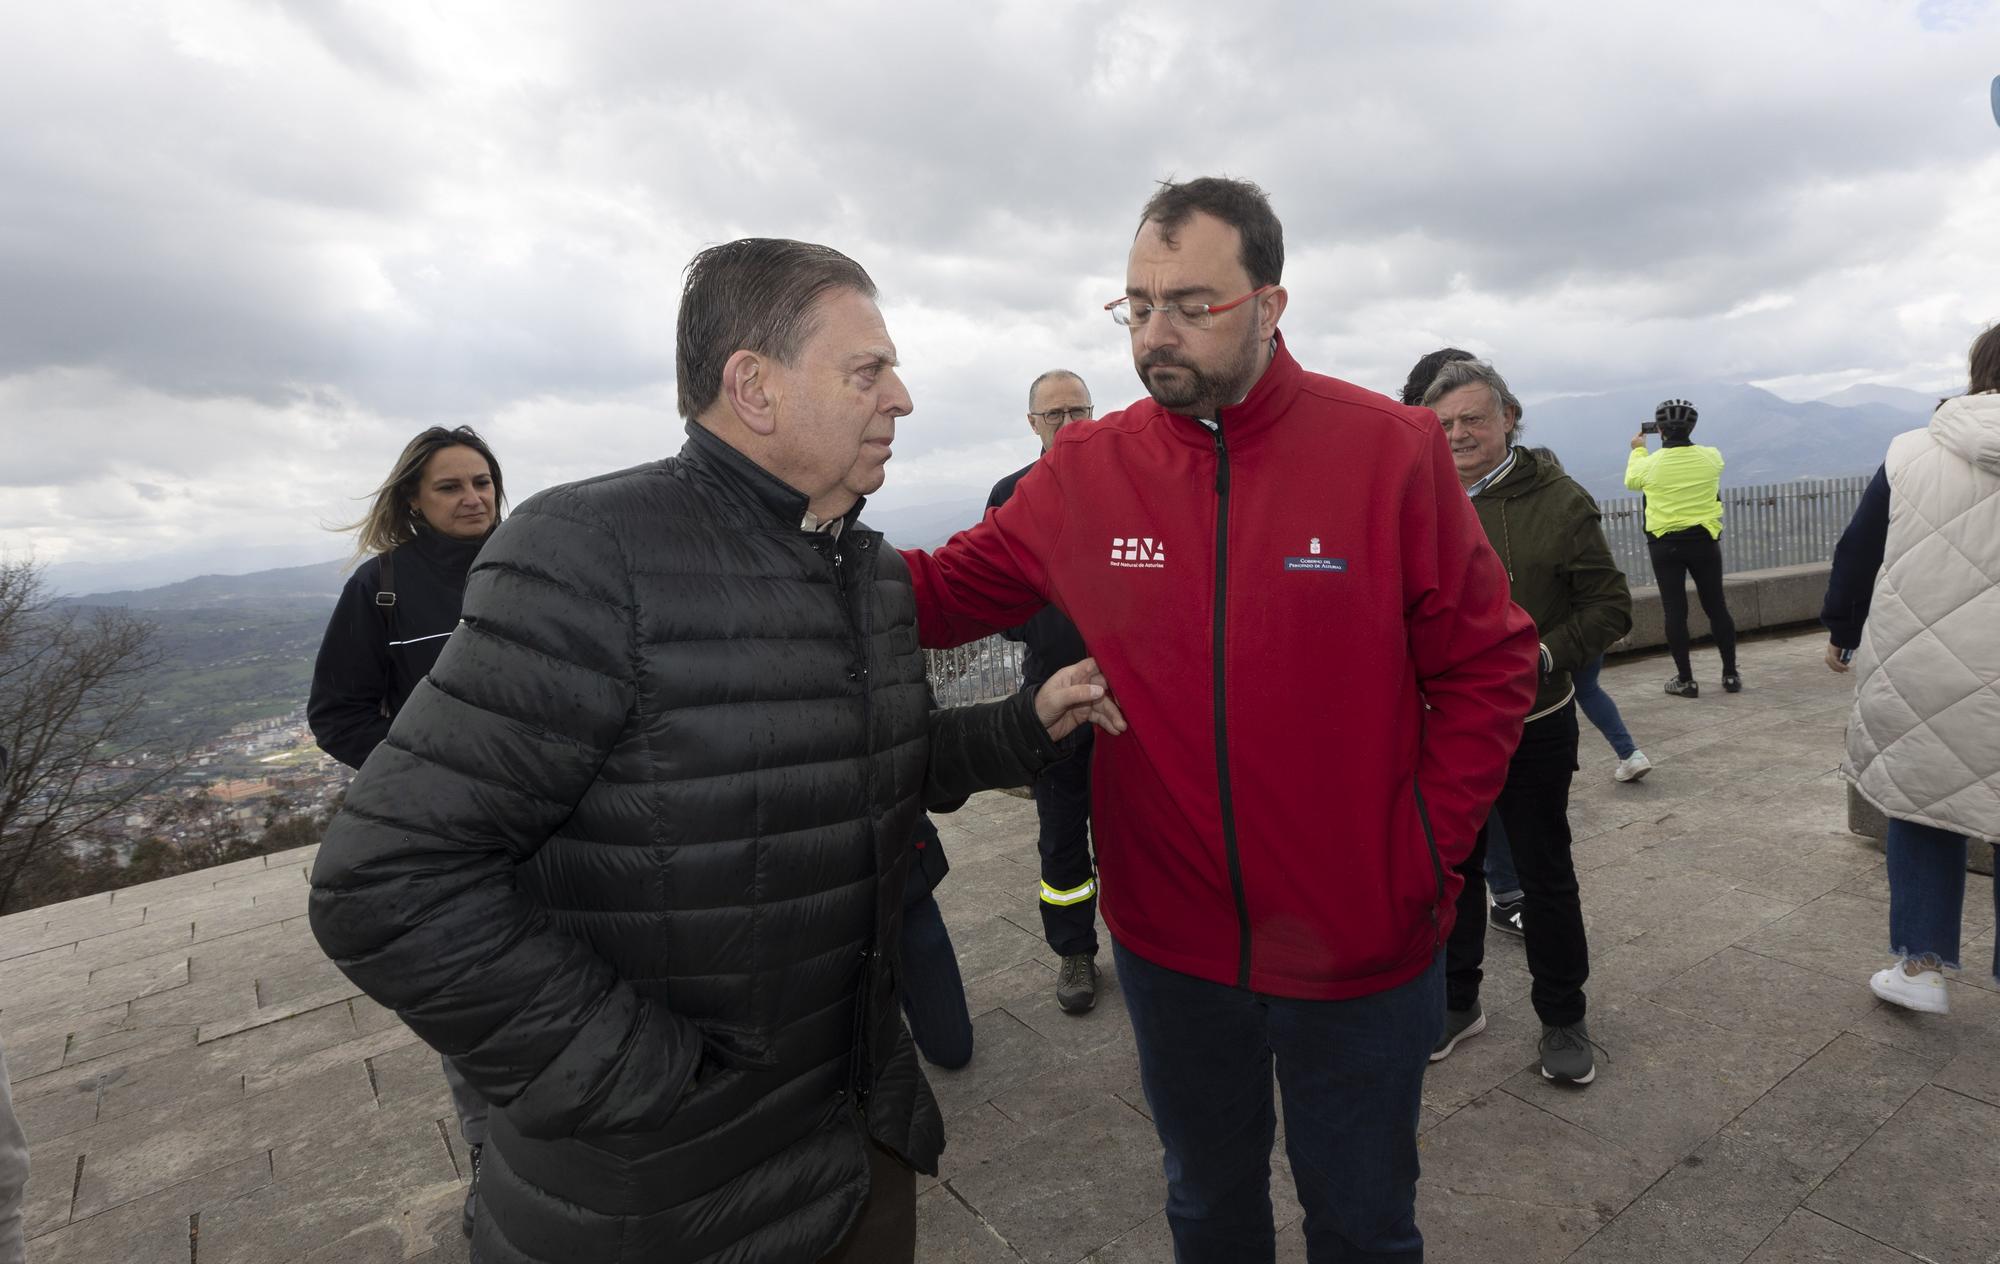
[1056,952,1099,1014]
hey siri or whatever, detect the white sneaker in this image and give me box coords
[1870,960,1949,1014]
[1613,751,1652,783]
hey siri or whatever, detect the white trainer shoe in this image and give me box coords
[1870,960,1949,1014]
[1613,751,1652,783]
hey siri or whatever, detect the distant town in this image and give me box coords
[92,708,351,849]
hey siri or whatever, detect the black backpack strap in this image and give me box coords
[373,549,398,631]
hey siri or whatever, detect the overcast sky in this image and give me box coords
[3,0,1996,579]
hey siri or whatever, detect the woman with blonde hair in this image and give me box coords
[309,425,505,767]
[307,423,504,1238]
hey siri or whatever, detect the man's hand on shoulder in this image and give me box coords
[1035,657,1127,743]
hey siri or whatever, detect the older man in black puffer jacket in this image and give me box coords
[308,239,1122,1264]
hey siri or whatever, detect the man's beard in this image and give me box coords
[1136,323,1262,417]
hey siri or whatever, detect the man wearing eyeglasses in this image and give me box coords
[988,371,1103,1014]
[904,178,1537,1261]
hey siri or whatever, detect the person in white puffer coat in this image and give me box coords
[1821,322,2000,1015]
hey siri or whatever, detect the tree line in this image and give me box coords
[0,559,331,915]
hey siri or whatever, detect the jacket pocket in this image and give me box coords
[573,1046,754,1160]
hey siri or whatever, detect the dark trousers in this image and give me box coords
[816,1143,915,1263]
[898,887,973,1069]
[441,1055,489,1147]
[1647,528,1737,679]
[1033,726,1099,957]
[1446,703,1590,1028]
[1116,940,1443,1263]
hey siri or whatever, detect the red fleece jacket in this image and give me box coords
[903,337,1538,1000]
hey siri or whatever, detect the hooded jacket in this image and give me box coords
[903,335,1540,1001]
[1470,446,1633,719]
[1841,392,2000,844]
[309,424,1060,1263]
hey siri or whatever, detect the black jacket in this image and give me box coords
[306,528,484,769]
[308,424,1059,1264]
[987,461,1087,689]
[1821,464,1890,650]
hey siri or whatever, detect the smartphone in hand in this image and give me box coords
[1640,420,1660,435]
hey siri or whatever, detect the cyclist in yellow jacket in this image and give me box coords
[1625,399,1740,696]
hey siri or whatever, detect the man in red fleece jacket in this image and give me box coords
[902,178,1538,1261]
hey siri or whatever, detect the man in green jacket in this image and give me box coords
[1424,358,1633,1085]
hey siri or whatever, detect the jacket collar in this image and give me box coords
[1465,447,1519,498]
[406,524,485,574]
[1156,330,1306,444]
[679,421,867,531]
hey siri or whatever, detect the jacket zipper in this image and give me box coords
[811,530,879,1107]
[1200,416,1253,989]
[1411,779,1447,945]
[850,533,882,1108]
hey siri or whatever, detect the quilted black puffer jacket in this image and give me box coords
[309,424,1058,1263]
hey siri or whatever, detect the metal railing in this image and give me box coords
[1599,475,1869,587]
[925,638,1027,706]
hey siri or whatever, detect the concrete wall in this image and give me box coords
[1608,561,1832,655]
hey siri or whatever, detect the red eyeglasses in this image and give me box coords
[1105,284,1274,329]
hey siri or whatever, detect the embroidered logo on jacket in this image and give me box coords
[1109,537,1167,569]
[1284,535,1345,572]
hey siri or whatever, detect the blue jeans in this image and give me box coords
[899,889,974,1069]
[1115,941,1443,1262]
[1572,655,1637,760]
[1886,817,2000,980]
[1484,808,1521,903]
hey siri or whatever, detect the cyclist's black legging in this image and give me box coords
[1647,527,1737,679]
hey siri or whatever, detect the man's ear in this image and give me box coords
[1256,286,1289,341]
[722,349,778,437]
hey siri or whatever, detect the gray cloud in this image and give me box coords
[1,0,1996,573]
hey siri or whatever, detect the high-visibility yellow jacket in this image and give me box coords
[1625,444,1724,538]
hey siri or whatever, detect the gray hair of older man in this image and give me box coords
[1027,369,1088,411]
[1421,357,1525,435]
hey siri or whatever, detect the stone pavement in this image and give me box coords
[2,627,1995,1263]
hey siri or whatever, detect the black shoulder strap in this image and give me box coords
[373,550,398,631]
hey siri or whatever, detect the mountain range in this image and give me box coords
[1515,380,1937,502]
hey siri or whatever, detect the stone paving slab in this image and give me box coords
[6,629,2000,1262]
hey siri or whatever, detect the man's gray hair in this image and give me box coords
[676,238,876,421]
[1028,369,1089,410]
[1422,358,1524,431]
